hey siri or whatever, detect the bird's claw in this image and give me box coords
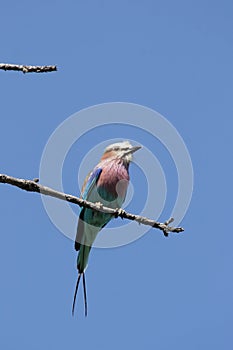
[115,208,125,219]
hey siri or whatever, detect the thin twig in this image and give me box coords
[0,174,184,236]
[0,63,57,74]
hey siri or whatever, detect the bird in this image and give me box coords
[72,140,141,316]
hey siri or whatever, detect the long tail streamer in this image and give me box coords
[72,272,88,317]
[82,273,88,317]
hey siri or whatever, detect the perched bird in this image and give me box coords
[72,141,141,316]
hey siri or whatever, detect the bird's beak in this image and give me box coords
[131,145,142,153]
[124,145,142,156]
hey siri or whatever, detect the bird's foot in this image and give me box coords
[114,208,125,219]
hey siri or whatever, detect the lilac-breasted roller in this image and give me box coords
[72,141,141,316]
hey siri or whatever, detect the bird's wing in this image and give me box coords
[81,167,102,200]
[75,167,102,251]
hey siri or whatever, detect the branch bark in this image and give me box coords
[0,174,184,237]
[0,63,57,74]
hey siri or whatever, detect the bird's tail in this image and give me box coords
[77,244,91,273]
[72,272,88,317]
[72,243,92,317]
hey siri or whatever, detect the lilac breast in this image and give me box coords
[97,160,129,202]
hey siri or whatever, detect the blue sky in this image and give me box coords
[1,0,233,349]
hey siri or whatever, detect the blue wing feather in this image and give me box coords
[75,167,102,251]
[81,167,102,200]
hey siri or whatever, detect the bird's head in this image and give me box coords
[101,141,141,163]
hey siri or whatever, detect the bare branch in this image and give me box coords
[0,63,57,74]
[0,174,184,236]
